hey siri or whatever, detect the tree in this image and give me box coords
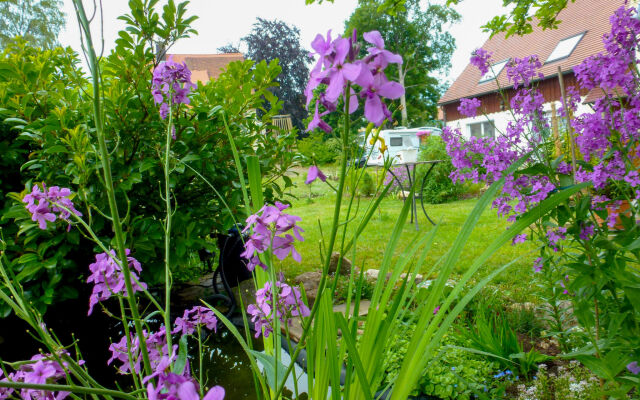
[217,43,240,53]
[345,0,460,126]
[242,18,311,131]
[0,0,65,49]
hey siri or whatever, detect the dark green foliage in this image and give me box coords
[297,131,340,165]
[416,135,465,204]
[461,307,548,378]
[0,1,295,316]
[0,0,65,49]
[382,322,499,400]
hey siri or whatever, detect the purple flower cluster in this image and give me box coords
[146,371,225,400]
[457,98,482,118]
[108,326,174,375]
[22,184,82,230]
[570,6,640,195]
[505,56,544,89]
[628,361,640,375]
[247,279,310,338]
[546,227,567,252]
[533,257,544,273]
[0,351,81,400]
[305,30,404,129]
[240,202,304,271]
[470,48,493,76]
[87,249,147,315]
[152,58,196,119]
[172,306,218,336]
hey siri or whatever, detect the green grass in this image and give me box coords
[276,166,540,302]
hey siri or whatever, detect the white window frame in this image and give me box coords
[546,32,586,64]
[479,59,509,83]
[468,121,495,139]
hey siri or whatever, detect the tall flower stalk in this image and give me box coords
[72,0,152,376]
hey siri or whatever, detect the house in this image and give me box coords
[164,53,245,84]
[438,0,627,139]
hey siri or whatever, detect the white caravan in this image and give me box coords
[358,126,442,166]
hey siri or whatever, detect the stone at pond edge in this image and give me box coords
[293,271,322,307]
[364,269,423,284]
[329,252,352,276]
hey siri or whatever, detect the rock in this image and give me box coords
[293,271,323,306]
[328,252,352,276]
[364,269,379,282]
[365,269,423,284]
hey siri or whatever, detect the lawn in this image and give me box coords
[275,166,540,302]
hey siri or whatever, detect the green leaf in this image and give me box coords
[172,335,189,375]
[43,145,69,154]
[249,350,288,391]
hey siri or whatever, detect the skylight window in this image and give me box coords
[546,32,585,63]
[478,59,509,83]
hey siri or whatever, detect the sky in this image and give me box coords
[59,0,505,84]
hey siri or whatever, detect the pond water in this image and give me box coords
[0,296,308,399]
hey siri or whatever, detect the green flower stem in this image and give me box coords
[163,101,174,354]
[0,381,137,400]
[72,0,152,376]
[274,83,352,399]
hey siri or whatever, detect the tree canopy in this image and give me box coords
[345,0,460,126]
[309,0,583,38]
[242,18,311,132]
[0,0,65,49]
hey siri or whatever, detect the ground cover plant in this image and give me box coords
[0,1,639,399]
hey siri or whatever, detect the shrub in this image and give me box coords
[297,131,340,165]
[0,10,295,316]
[416,135,465,204]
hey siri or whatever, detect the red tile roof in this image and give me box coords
[439,0,625,105]
[166,53,245,83]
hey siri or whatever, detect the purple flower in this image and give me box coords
[355,67,404,126]
[247,279,310,338]
[87,249,147,315]
[511,234,527,245]
[433,305,441,315]
[457,98,482,118]
[22,184,82,230]
[306,103,333,133]
[240,202,304,271]
[628,361,640,375]
[505,56,543,89]
[579,224,595,240]
[146,370,225,400]
[305,165,327,184]
[556,162,572,175]
[173,306,218,336]
[470,48,493,76]
[152,57,196,120]
[533,257,544,273]
[363,30,403,66]
[546,227,567,251]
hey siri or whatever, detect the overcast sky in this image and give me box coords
[59,0,504,84]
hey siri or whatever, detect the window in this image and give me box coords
[479,59,509,83]
[468,121,495,138]
[546,32,585,63]
[390,137,403,146]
